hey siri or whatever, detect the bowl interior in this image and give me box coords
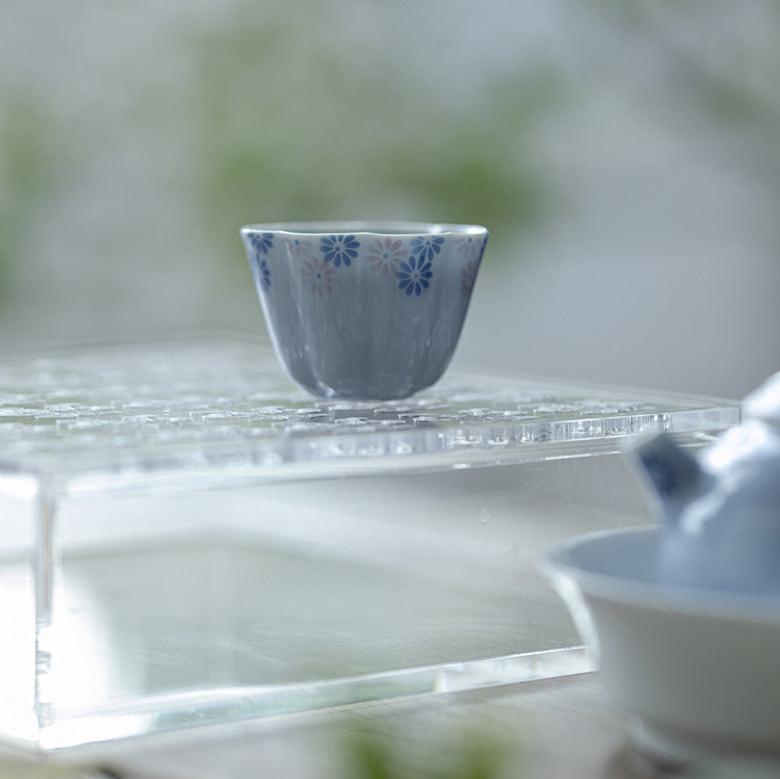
[547,527,780,623]
[551,527,660,582]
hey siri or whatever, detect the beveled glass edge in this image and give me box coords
[28,647,590,750]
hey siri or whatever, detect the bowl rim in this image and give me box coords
[240,221,489,238]
[542,525,780,626]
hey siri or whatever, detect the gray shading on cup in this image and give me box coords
[240,222,489,401]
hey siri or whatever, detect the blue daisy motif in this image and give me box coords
[249,232,274,255]
[397,255,433,297]
[410,235,444,262]
[258,258,271,291]
[320,234,360,267]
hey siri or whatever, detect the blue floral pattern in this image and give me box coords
[249,232,274,255]
[246,231,484,302]
[320,234,360,268]
[397,255,433,297]
[410,235,444,262]
[258,258,271,291]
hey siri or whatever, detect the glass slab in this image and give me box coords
[0,335,737,491]
[0,336,739,749]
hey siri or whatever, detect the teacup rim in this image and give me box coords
[240,221,488,238]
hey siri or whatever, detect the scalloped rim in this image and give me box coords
[240,221,489,237]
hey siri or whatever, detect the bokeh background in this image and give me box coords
[1,0,778,398]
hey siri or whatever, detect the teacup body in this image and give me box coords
[241,222,488,400]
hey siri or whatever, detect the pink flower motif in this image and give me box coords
[287,238,309,258]
[459,234,485,260]
[365,237,408,277]
[302,254,335,296]
[460,258,479,297]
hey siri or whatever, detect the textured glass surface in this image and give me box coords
[0,338,739,749]
[0,337,738,490]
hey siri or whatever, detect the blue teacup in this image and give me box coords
[241,221,489,400]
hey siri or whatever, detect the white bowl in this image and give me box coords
[543,527,780,765]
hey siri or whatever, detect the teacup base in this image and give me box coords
[631,718,780,769]
[304,384,434,402]
[289,370,441,402]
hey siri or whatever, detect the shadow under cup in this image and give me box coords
[241,222,489,400]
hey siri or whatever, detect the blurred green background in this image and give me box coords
[0,0,778,396]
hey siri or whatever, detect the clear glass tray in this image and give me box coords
[0,336,739,749]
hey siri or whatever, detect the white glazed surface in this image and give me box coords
[544,527,780,763]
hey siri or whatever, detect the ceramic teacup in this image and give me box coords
[240,221,489,400]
